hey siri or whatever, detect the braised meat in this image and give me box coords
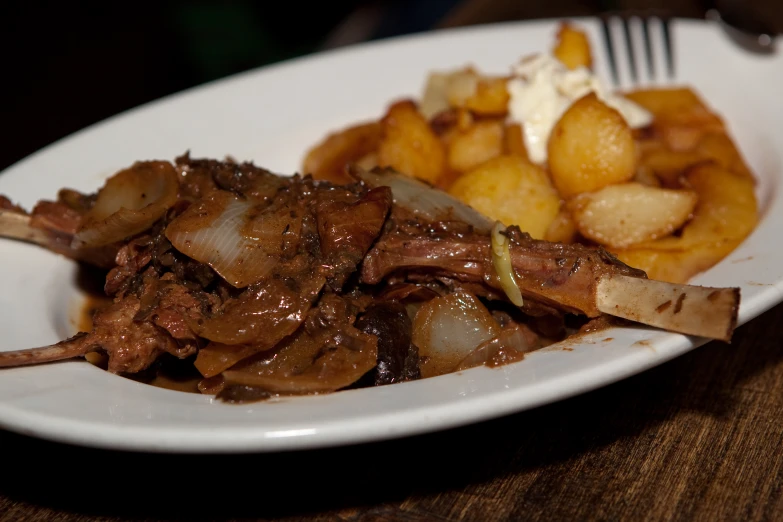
[362,221,646,317]
[0,154,740,402]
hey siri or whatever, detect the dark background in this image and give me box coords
[2,1,464,173]
[1,0,749,173]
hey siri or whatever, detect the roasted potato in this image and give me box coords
[503,122,529,161]
[677,162,758,247]
[302,121,382,184]
[548,93,636,198]
[447,119,504,173]
[568,182,698,249]
[624,87,725,151]
[354,152,379,172]
[613,163,758,282]
[639,131,755,188]
[420,68,511,118]
[694,132,754,180]
[378,100,446,185]
[544,207,578,243]
[638,146,703,187]
[614,245,736,284]
[633,164,662,188]
[448,155,560,239]
[553,22,593,70]
[462,77,510,116]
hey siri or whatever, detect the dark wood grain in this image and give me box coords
[2,2,783,521]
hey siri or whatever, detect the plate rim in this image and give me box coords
[1,16,781,453]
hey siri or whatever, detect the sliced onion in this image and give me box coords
[412,290,499,378]
[72,161,179,248]
[356,167,493,233]
[454,324,539,372]
[165,190,278,288]
[491,221,524,307]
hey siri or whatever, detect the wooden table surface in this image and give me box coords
[3,2,783,522]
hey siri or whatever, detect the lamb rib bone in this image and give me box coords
[595,274,739,342]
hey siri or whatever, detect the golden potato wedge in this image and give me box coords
[428,68,509,117]
[568,182,698,249]
[378,99,446,185]
[633,165,662,188]
[448,155,560,239]
[624,88,710,117]
[429,108,474,152]
[503,122,530,161]
[639,146,702,187]
[624,87,725,151]
[552,22,593,70]
[354,152,378,171]
[613,163,758,283]
[548,93,636,198]
[678,162,758,246]
[302,121,382,184]
[447,119,504,173]
[694,132,754,180]
[544,207,578,243]
[463,77,510,116]
[614,243,739,284]
[638,130,754,187]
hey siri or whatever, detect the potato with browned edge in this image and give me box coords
[378,100,446,185]
[302,121,381,184]
[624,87,725,151]
[612,163,758,283]
[553,22,593,70]
[462,77,510,117]
[449,155,560,239]
[544,208,578,244]
[567,182,698,249]
[447,119,504,173]
[548,93,637,198]
[503,122,530,161]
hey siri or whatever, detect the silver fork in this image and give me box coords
[599,12,675,88]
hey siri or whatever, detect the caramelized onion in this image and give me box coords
[219,294,378,395]
[412,290,499,378]
[356,167,493,233]
[165,190,279,288]
[454,324,539,372]
[72,161,179,248]
[491,221,524,307]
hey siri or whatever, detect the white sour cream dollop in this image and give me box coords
[506,53,653,164]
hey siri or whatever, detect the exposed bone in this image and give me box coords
[0,333,95,368]
[0,210,51,247]
[596,274,739,342]
[0,209,117,269]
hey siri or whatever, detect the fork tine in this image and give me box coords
[641,17,656,81]
[621,17,638,84]
[600,16,619,87]
[661,16,675,79]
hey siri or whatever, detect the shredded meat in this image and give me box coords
[0,153,667,402]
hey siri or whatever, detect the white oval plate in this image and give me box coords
[0,18,781,453]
